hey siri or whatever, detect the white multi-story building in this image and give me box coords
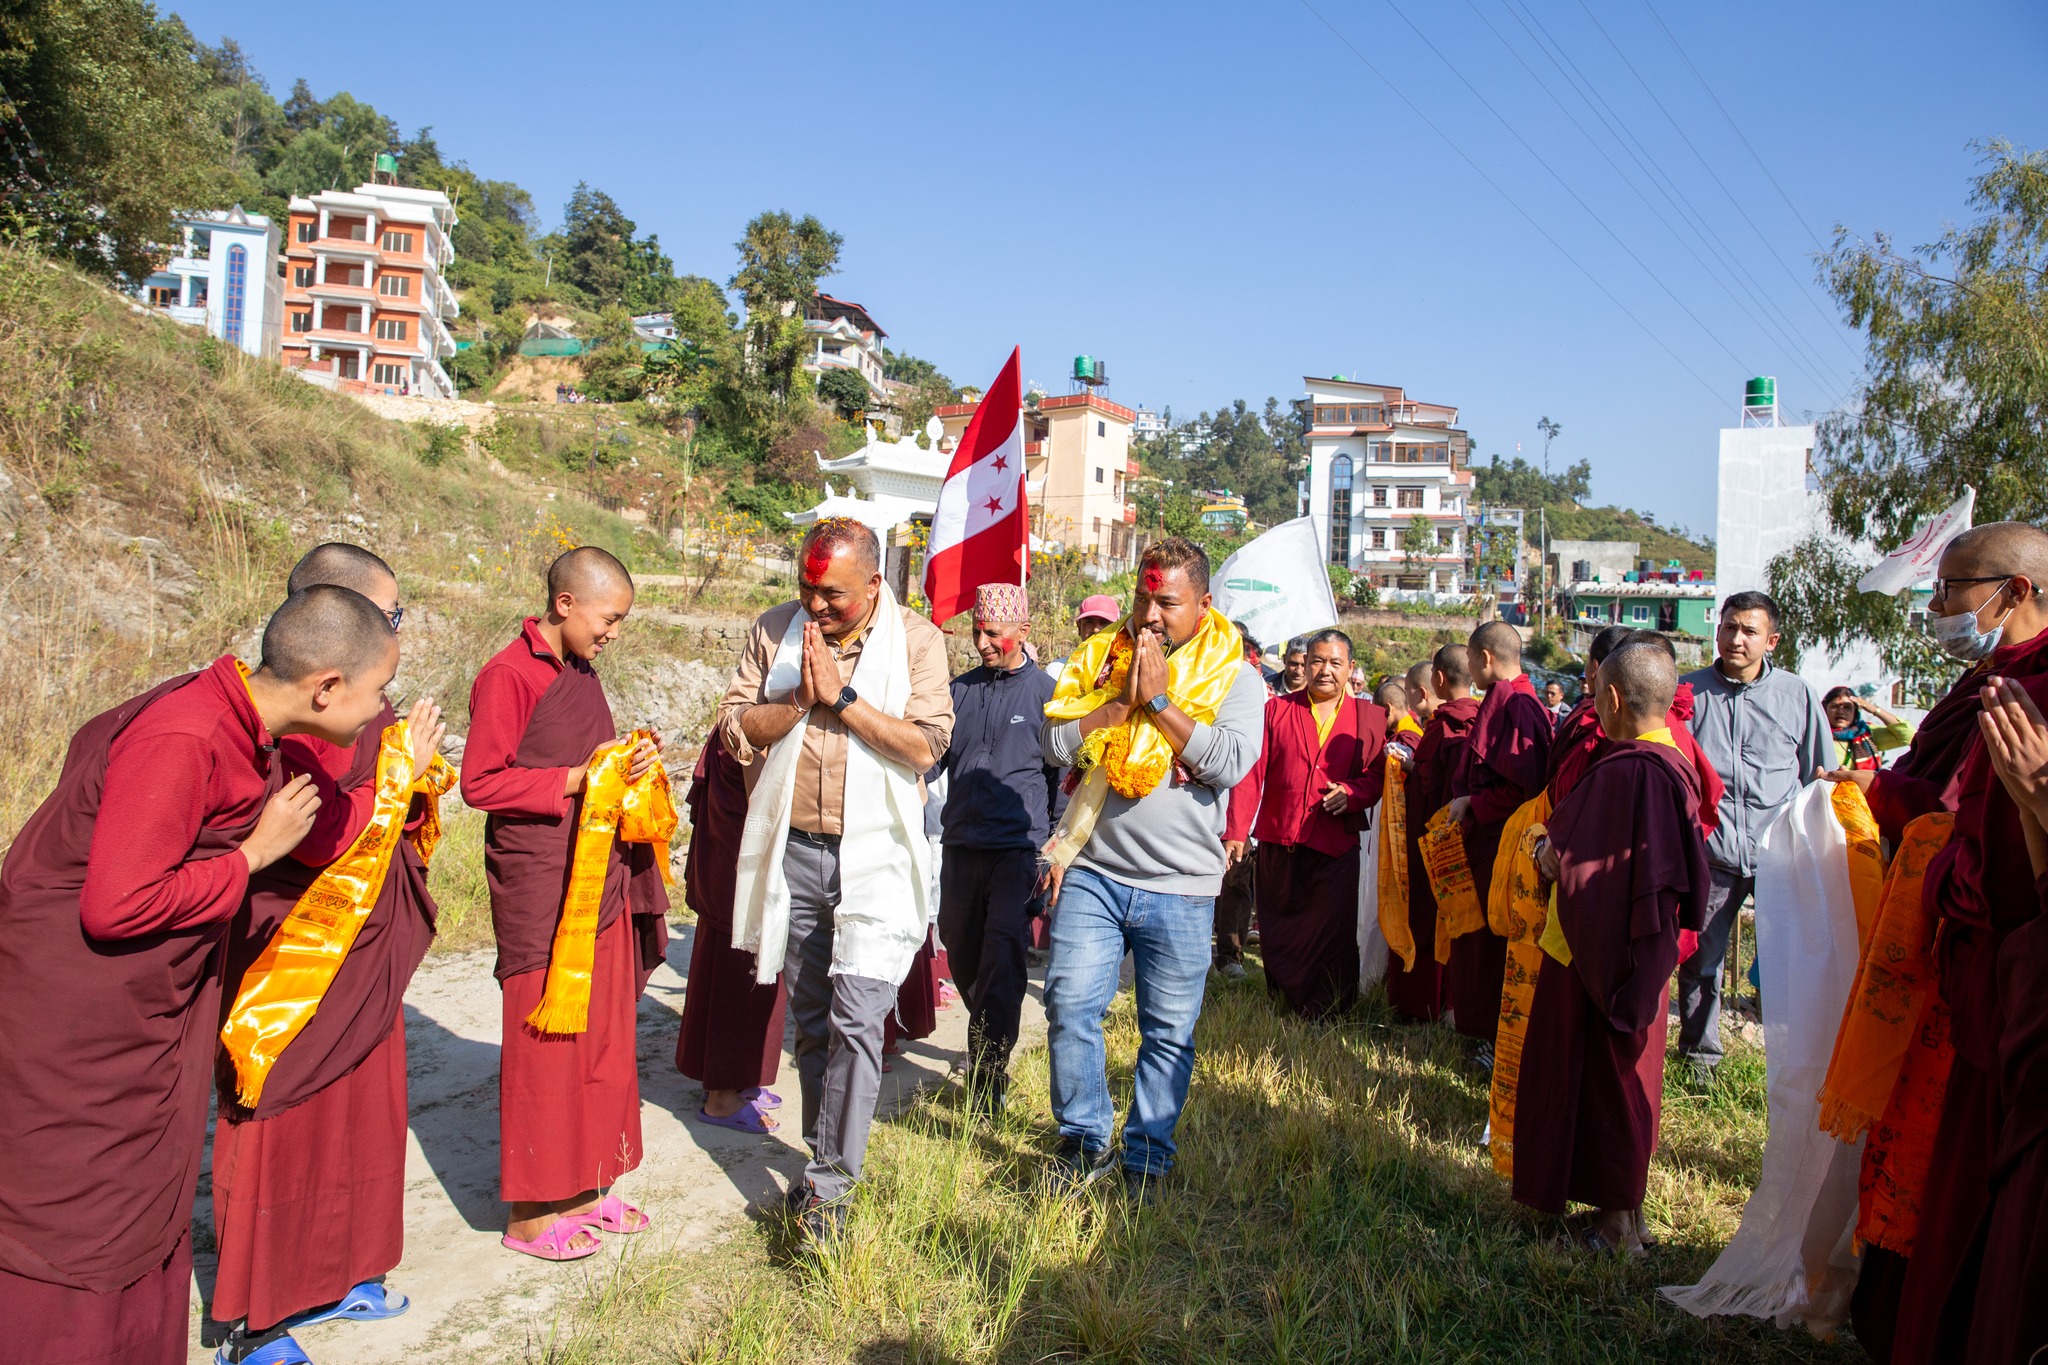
[1299,375,1473,596]
[282,181,460,396]
[134,207,284,359]
[1132,407,1167,441]
[801,293,888,404]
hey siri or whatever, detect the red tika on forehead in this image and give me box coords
[801,544,833,583]
[1141,566,1165,593]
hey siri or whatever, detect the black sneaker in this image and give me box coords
[1471,1040,1496,1075]
[782,1180,811,1220]
[1680,1057,1719,1090]
[1048,1139,1117,1197]
[1121,1165,1170,1208]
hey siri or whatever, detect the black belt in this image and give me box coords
[788,828,841,848]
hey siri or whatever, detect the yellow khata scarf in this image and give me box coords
[1045,608,1242,868]
[220,719,457,1107]
[526,729,678,1036]
[1397,715,1425,738]
[1488,796,1554,1178]
[1422,809,1484,964]
[1378,752,1414,970]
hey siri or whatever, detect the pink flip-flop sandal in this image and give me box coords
[578,1194,650,1234]
[501,1214,600,1261]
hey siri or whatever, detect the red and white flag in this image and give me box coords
[923,346,1028,623]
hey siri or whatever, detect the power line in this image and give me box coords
[1569,0,1860,361]
[1490,0,1850,408]
[1294,0,1724,402]
[1460,0,1843,404]
[1638,0,1832,253]
[1366,0,1762,380]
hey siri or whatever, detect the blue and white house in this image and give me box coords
[134,207,285,360]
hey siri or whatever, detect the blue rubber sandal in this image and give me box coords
[280,1279,410,1328]
[214,1335,313,1365]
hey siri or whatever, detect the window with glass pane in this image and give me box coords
[1328,455,1353,565]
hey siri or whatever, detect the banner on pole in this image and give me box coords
[1212,517,1341,652]
[1856,487,1975,595]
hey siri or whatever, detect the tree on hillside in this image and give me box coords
[1771,139,2048,672]
[1472,454,1592,509]
[0,0,227,279]
[816,367,869,420]
[558,184,637,304]
[259,90,397,198]
[731,211,842,402]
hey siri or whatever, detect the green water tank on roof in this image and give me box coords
[374,152,399,176]
[1745,376,1776,409]
[1074,355,1093,381]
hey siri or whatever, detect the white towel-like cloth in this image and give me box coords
[1660,781,1864,1335]
[731,585,932,987]
[1357,820,1388,987]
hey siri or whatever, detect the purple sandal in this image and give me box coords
[696,1100,776,1134]
[742,1086,783,1110]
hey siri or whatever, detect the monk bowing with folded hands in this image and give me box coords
[462,546,674,1264]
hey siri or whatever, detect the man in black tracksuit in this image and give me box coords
[935,583,1067,1115]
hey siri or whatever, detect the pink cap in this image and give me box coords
[1077,594,1121,624]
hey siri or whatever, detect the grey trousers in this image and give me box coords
[782,831,899,1203]
[1677,865,1754,1066]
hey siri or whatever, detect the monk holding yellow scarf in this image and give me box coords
[1040,538,1267,1194]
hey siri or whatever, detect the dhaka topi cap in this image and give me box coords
[975,582,1029,626]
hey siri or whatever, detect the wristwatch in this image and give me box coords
[1144,693,1171,715]
[830,685,858,714]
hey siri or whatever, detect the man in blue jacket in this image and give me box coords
[936,583,1067,1116]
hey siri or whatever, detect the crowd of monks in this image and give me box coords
[4,521,2047,1364]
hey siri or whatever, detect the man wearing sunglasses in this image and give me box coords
[1815,520,2048,1360]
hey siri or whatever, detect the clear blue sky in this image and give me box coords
[173,0,2045,537]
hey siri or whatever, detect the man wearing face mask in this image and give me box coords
[1676,591,1832,1084]
[1816,521,2048,1365]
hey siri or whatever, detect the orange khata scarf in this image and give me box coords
[1045,609,1242,867]
[1833,780,1886,948]
[525,729,678,1036]
[1377,752,1414,971]
[220,719,458,1107]
[1812,809,1956,1253]
[1422,808,1484,964]
[1486,795,1554,1178]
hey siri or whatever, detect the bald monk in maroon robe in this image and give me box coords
[1226,629,1388,1018]
[1388,645,1479,1021]
[462,547,669,1262]
[0,588,397,1365]
[1929,676,2048,1361]
[1447,621,1552,1056]
[1825,525,2048,1361]
[1549,626,1725,836]
[1516,641,1708,1255]
[676,742,789,1132]
[208,547,448,1359]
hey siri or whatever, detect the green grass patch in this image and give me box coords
[537,965,1854,1363]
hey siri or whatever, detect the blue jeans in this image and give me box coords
[1044,865,1213,1177]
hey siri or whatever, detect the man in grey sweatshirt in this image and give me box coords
[1678,590,1833,1079]
[1039,537,1265,1201]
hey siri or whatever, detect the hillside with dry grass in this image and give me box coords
[0,246,778,942]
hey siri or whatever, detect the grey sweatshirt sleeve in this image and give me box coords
[1796,679,1833,786]
[1043,715,1084,768]
[1178,664,1266,790]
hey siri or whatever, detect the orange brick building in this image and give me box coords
[280,183,459,396]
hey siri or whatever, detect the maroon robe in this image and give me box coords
[675,744,787,1092]
[1449,675,1552,1042]
[887,936,945,1048]
[1893,668,2048,1364]
[1512,740,1708,1216]
[1227,692,1389,1018]
[1388,695,1479,1021]
[1548,686,1724,834]
[210,702,435,1330]
[0,660,280,1365]
[463,622,670,1203]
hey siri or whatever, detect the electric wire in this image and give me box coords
[1365,0,1762,380]
[1294,0,1725,402]
[1497,0,1852,406]
[1569,0,1861,359]
[1459,0,1843,404]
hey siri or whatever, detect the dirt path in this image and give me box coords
[186,928,1049,1363]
